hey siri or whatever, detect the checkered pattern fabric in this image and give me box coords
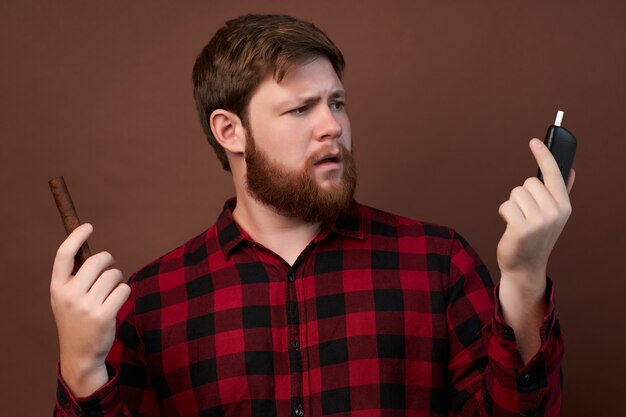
[55,199,563,416]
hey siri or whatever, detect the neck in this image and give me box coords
[232,189,322,266]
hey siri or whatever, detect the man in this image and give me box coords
[51,14,574,417]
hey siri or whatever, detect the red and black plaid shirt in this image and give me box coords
[55,199,563,417]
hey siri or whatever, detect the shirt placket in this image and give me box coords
[287,266,304,417]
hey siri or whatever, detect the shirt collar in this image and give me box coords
[215,197,364,259]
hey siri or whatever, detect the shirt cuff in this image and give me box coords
[56,362,120,416]
[485,275,562,370]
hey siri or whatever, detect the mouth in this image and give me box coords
[314,153,343,166]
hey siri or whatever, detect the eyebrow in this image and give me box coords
[279,90,347,109]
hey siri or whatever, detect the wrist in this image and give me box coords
[60,358,109,398]
[499,267,547,302]
[498,270,549,328]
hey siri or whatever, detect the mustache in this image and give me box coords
[307,143,352,167]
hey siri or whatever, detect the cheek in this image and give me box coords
[340,118,352,150]
[276,126,313,164]
[253,125,306,166]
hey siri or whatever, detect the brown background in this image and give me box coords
[1,1,624,415]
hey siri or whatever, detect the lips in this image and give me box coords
[314,153,342,165]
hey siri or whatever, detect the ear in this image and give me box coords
[210,109,246,154]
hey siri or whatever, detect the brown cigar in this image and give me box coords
[48,176,92,272]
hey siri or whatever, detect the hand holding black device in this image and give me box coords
[537,110,577,184]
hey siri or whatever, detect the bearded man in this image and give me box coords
[51,14,574,417]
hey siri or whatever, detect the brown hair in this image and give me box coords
[192,14,345,171]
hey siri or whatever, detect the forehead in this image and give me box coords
[250,57,345,107]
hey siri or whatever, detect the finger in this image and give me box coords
[101,283,131,318]
[68,251,116,294]
[51,223,93,287]
[530,138,569,206]
[84,268,125,305]
[498,199,526,229]
[522,177,560,217]
[566,168,576,194]
[509,186,542,222]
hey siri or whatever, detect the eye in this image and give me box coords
[330,101,345,111]
[289,105,309,115]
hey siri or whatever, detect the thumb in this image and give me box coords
[51,223,93,287]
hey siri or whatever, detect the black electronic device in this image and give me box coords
[537,110,577,184]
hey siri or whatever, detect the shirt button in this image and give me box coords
[291,339,300,350]
[294,404,304,417]
[288,271,296,282]
[502,329,514,340]
[519,371,533,385]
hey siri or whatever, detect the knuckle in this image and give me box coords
[510,187,522,197]
[114,269,126,283]
[91,309,107,324]
[61,296,75,310]
[103,268,124,282]
[99,251,114,262]
[110,268,123,278]
[107,253,116,265]
[542,215,556,227]
[55,245,71,259]
[85,251,115,268]
[540,206,559,223]
[55,290,75,309]
[523,177,540,188]
[50,286,66,306]
[77,299,92,315]
[82,254,97,268]
[562,203,573,216]
[114,283,132,300]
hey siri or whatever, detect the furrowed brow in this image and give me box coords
[277,96,319,110]
[329,90,347,101]
[277,89,347,111]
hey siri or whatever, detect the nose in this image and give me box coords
[314,105,343,141]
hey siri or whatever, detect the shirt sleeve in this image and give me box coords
[445,230,563,417]
[53,276,161,417]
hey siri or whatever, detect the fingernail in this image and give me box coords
[80,223,92,231]
[531,139,542,148]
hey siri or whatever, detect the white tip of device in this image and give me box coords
[554,110,564,127]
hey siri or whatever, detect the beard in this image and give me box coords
[244,132,357,224]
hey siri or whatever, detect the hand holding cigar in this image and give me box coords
[48,176,131,398]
